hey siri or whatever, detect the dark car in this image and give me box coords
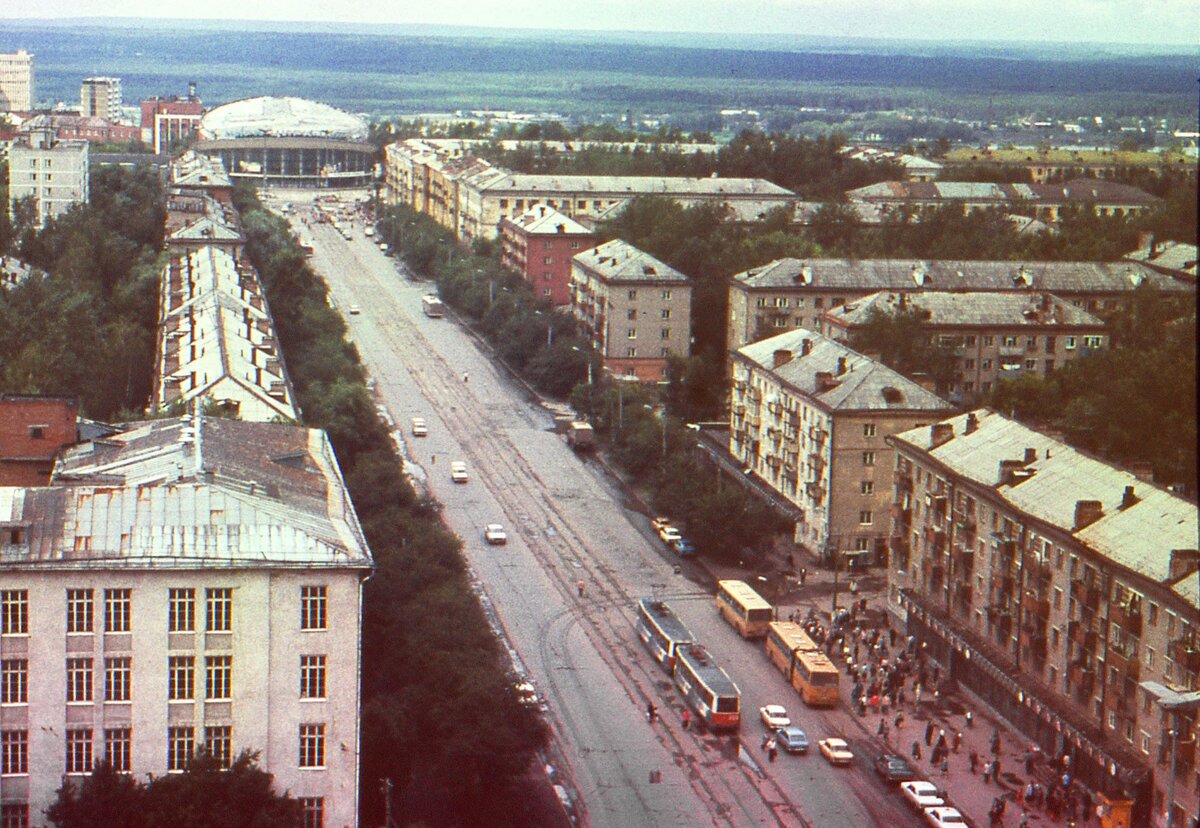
[874,753,917,783]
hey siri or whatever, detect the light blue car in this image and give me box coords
[672,537,697,557]
[777,726,809,754]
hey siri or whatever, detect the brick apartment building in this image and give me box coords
[0,395,78,486]
[499,206,596,306]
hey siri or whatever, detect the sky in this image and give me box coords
[2,0,1199,46]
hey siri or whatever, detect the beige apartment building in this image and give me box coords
[728,329,953,561]
[7,130,89,227]
[570,239,692,382]
[0,50,34,112]
[888,409,1199,828]
[80,77,122,122]
[726,257,1195,353]
[819,290,1107,401]
[0,414,373,828]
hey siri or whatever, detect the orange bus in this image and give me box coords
[764,621,840,707]
[715,579,773,639]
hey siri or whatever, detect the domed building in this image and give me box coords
[196,96,374,187]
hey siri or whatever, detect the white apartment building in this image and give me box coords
[0,414,373,828]
[80,77,122,122]
[0,51,34,113]
[6,130,89,227]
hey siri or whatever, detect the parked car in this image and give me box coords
[450,461,468,483]
[672,537,697,557]
[349,305,361,315]
[874,753,917,783]
[411,417,428,437]
[818,737,853,766]
[776,726,809,754]
[658,525,682,544]
[759,704,791,730]
[900,781,946,811]
[651,516,672,533]
[923,806,968,828]
[483,524,508,545]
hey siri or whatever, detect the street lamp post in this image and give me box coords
[571,346,593,386]
[644,404,667,458]
[1139,681,1200,828]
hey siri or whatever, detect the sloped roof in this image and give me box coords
[573,239,688,283]
[481,173,793,197]
[825,290,1104,329]
[504,205,592,236]
[848,178,1160,206]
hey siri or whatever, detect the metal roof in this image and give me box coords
[200,96,368,142]
[573,239,688,284]
[826,290,1105,329]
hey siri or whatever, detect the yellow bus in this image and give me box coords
[715,580,773,639]
[764,621,840,707]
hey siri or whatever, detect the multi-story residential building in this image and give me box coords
[887,409,1199,828]
[819,290,1107,401]
[726,257,1195,352]
[18,113,141,145]
[728,330,954,561]
[0,395,78,486]
[570,240,691,382]
[141,95,204,154]
[499,206,596,306]
[941,146,1198,185]
[846,178,1161,223]
[384,138,795,244]
[0,414,373,828]
[80,77,122,122]
[0,50,34,113]
[6,128,89,227]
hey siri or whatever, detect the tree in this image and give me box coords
[848,306,958,393]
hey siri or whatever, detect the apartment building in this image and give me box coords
[728,330,953,560]
[499,206,596,306]
[941,146,1198,185]
[887,409,1199,827]
[570,239,691,381]
[6,129,89,227]
[0,395,78,486]
[0,50,34,113]
[726,257,1195,352]
[80,77,122,122]
[17,114,141,145]
[820,290,1107,401]
[0,414,373,828]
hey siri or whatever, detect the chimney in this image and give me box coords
[930,422,954,448]
[556,223,565,233]
[836,356,847,376]
[539,206,546,217]
[1126,461,1154,482]
[911,373,936,393]
[772,349,794,369]
[188,81,197,101]
[1119,485,1139,510]
[801,338,813,357]
[1073,500,1104,531]
[1137,230,1156,256]
[965,412,979,434]
[1023,447,1037,465]
[815,371,839,392]
[899,293,907,310]
[1167,548,1200,581]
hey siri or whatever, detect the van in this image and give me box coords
[450,461,468,483]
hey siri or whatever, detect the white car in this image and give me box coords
[484,524,508,545]
[924,806,967,828]
[759,704,791,730]
[658,525,682,544]
[411,417,428,437]
[450,461,468,483]
[818,737,854,766]
[349,305,361,315]
[901,781,947,811]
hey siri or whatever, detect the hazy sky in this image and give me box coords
[3,0,1199,46]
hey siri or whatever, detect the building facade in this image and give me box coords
[819,290,1107,401]
[0,415,373,828]
[0,395,78,486]
[728,330,954,560]
[726,257,1195,353]
[0,50,33,113]
[570,240,691,381]
[80,77,122,122]
[887,409,1199,827]
[498,206,596,306]
[18,114,141,145]
[6,129,89,227]
[141,96,204,154]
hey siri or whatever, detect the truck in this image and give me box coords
[422,294,446,318]
[567,421,595,451]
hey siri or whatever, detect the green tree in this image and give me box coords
[848,306,958,393]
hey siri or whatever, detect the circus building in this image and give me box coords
[196,96,374,188]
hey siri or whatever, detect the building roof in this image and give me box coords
[847,178,1161,206]
[0,256,37,289]
[480,172,793,197]
[824,290,1105,329]
[171,149,233,190]
[199,96,368,142]
[503,205,593,236]
[735,329,953,413]
[1126,240,1198,279]
[730,257,1193,295]
[573,239,688,284]
[891,409,1198,602]
[0,415,372,570]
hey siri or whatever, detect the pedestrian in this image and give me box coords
[953,731,962,753]
[936,730,947,752]
[767,738,778,763]
[966,710,974,728]
[762,733,771,751]
[681,709,691,730]
[646,702,656,722]
[799,566,807,585]
[786,551,795,570]
[912,740,922,761]
[983,759,995,784]
[894,712,905,730]
[576,580,585,598]
[925,721,935,746]
[462,372,469,383]
[940,757,949,776]
[1018,812,1031,828]
[970,750,979,774]
[915,685,923,706]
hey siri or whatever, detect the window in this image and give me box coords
[104,657,131,702]
[1149,603,1159,626]
[66,658,93,703]
[542,240,552,249]
[862,451,875,466]
[169,588,195,632]
[983,336,994,346]
[965,336,976,346]
[662,289,672,300]
[1002,336,1017,347]
[300,586,327,631]
[300,655,327,699]
[1,660,26,705]
[660,328,671,340]
[105,728,131,772]
[67,589,93,633]
[168,656,194,701]
[28,426,45,440]
[1,730,27,775]
[205,726,232,769]
[299,724,326,768]
[1045,336,1056,353]
[1145,647,1155,670]
[982,359,992,370]
[626,309,637,320]
[0,592,27,635]
[167,727,193,772]
[542,288,552,297]
[1,803,29,828]
[863,423,876,437]
[206,588,232,632]
[205,656,232,700]
[965,359,975,370]
[661,309,671,320]
[542,256,552,265]
[104,589,131,632]
[854,537,870,551]
[300,798,325,828]
[626,328,637,340]
[1065,336,1077,350]
[860,481,874,495]
[66,729,93,774]
[814,298,824,308]
[859,511,873,525]
[626,347,637,358]
[1026,337,1037,350]
[627,289,637,300]
[1044,360,1055,373]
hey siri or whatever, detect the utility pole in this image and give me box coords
[380,777,396,828]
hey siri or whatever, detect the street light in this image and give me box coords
[1139,681,1200,828]
[644,404,667,458]
[570,345,593,386]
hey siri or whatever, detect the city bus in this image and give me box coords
[763,621,840,707]
[635,598,695,675]
[422,294,446,318]
[715,579,774,639]
[673,644,741,730]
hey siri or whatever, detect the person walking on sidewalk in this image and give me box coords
[969,750,979,775]
[681,709,691,730]
[799,566,807,585]
[953,731,962,753]
[925,720,936,746]
[912,740,922,761]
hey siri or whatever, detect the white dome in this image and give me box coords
[200,97,368,142]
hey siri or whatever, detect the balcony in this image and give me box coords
[1109,602,1143,638]
[1167,637,1200,672]
[894,471,914,492]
